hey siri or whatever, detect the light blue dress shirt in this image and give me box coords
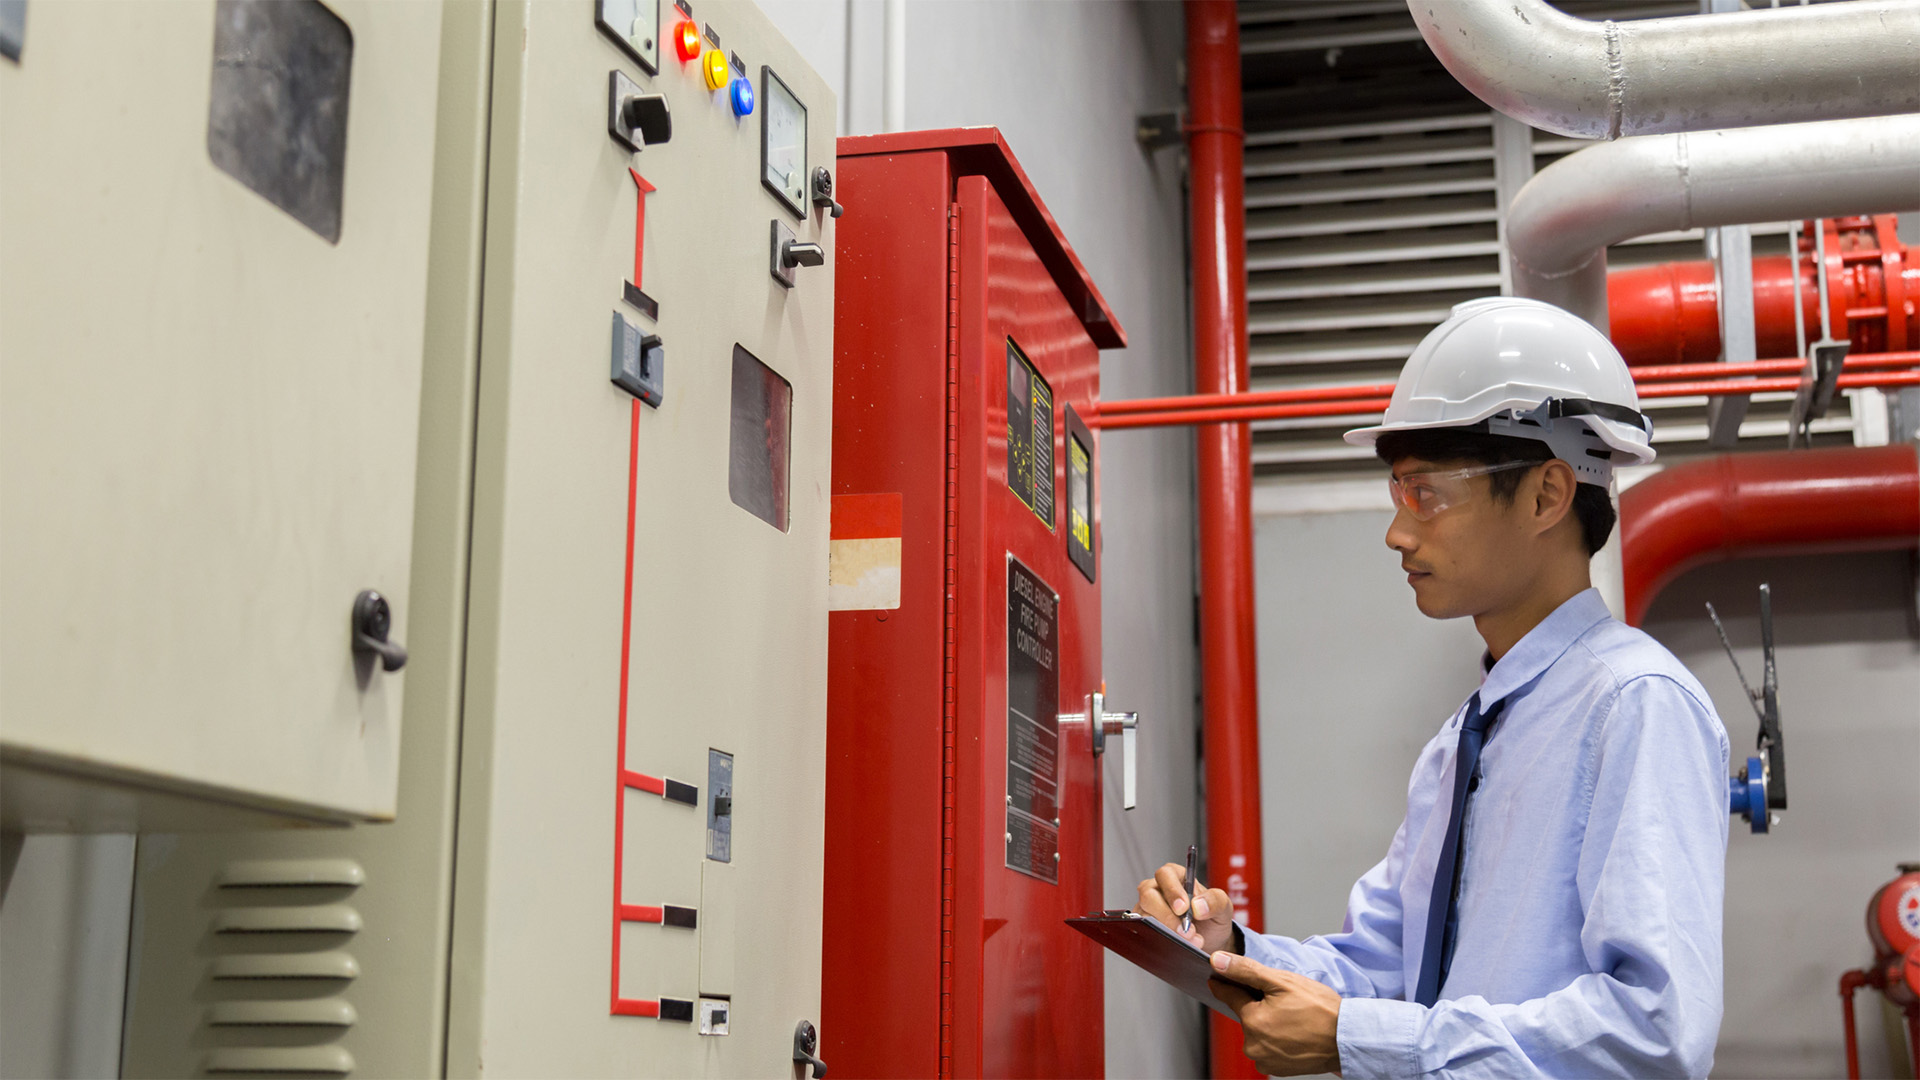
[1241,588,1730,1078]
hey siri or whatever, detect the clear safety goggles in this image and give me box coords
[1387,460,1542,522]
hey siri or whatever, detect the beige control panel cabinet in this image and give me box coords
[0,1,443,828]
[122,0,836,1076]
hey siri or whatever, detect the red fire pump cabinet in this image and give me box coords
[820,129,1127,1078]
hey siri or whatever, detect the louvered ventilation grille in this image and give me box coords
[1239,0,1863,488]
[202,858,363,1076]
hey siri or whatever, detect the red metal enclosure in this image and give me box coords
[822,129,1124,1079]
[1609,214,1918,366]
[1618,444,1920,625]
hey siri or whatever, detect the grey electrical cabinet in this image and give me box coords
[116,0,838,1074]
[0,0,445,829]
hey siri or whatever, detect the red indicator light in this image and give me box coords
[674,20,701,62]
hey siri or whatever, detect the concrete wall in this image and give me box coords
[758,2,1205,1073]
[1254,499,1920,1080]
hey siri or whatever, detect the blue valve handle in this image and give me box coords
[1728,755,1768,834]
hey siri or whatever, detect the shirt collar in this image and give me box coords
[1478,588,1614,707]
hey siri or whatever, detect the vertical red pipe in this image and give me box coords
[1186,4,1266,1076]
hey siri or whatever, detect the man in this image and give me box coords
[1138,298,1730,1077]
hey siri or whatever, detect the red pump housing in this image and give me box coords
[822,129,1123,1078]
[1609,215,1918,366]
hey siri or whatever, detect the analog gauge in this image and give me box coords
[595,0,661,76]
[761,67,807,217]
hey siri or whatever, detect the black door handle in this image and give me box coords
[351,590,407,673]
[793,1020,828,1077]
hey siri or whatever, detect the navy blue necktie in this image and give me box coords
[1413,692,1504,1007]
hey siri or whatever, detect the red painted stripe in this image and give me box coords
[611,998,661,1018]
[610,399,643,1015]
[628,170,655,289]
[621,769,667,796]
[830,492,904,540]
[619,904,664,924]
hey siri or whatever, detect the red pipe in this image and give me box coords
[1842,968,1872,1080]
[1609,214,1920,366]
[1618,445,1920,626]
[1186,4,1266,1076]
[1088,353,1920,429]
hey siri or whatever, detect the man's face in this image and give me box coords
[1383,457,1539,620]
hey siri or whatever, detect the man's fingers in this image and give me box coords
[1207,976,1258,1016]
[1210,951,1290,994]
[1153,863,1191,915]
[1135,878,1178,928]
[1192,885,1233,924]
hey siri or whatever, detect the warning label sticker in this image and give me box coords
[1005,339,1054,530]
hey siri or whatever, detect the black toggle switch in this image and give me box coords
[622,94,671,146]
[608,70,671,153]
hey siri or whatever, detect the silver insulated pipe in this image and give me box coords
[1504,115,1920,332]
[1408,0,1920,139]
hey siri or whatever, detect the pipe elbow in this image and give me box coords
[1620,445,1920,625]
[1409,0,1920,140]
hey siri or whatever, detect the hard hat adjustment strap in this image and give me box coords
[1546,397,1651,435]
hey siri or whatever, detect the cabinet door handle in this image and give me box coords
[350,590,407,673]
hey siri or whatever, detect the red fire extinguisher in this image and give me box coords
[1841,865,1920,1079]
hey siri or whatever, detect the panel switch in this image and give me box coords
[771,219,824,289]
[610,311,664,407]
[608,70,671,153]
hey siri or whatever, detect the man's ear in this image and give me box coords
[1532,459,1578,535]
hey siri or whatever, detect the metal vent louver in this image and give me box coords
[201,857,363,1076]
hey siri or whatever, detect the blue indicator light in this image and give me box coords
[730,76,755,118]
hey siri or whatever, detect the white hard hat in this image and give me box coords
[1344,297,1655,486]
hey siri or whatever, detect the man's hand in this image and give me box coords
[1134,862,1235,953]
[1208,952,1343,1077]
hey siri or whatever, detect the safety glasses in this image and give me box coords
[1387,460,1542,522]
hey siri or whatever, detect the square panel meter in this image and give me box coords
[760,67,807,216]
[595,0,660,74]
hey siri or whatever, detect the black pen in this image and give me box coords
[1180,843,1198,936]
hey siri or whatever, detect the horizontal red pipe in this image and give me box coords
[1633,351,1920,382]
[1091,355,1920,429]
[1619,444,1920,626]
[1089,398,1393,430]
[1095,371,1920,430]
[1094,382,1397,416]
[1639,371,1920,399]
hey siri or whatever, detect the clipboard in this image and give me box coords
[1066,910,1262,1019]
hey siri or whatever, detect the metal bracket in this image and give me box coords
[1135,111,1184,150]
[1789,340,1849,447]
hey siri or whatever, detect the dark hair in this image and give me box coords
[1374,428,1616,556]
